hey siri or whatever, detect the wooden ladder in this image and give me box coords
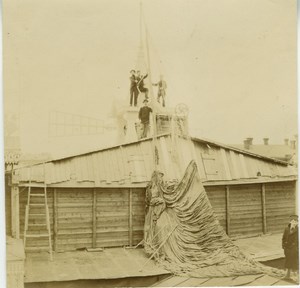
[23,182,53,260]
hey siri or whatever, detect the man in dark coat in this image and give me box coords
[129,70,139,107]
[136,70,149,100]
[138,99,152,138]
[282,214,299,281]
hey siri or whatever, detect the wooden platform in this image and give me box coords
[153,233,298,287]
[152,274,298,287]
[6,237,26,288]
[24,247,169,283]
[233,233,284,261]
[24,233,287,285]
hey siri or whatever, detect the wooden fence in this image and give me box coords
[206,181,296,237]
[15,180,296,251]
[19,187,145,252]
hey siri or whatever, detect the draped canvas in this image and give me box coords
[143,160,283,277]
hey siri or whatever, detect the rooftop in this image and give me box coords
[24,233,286,284]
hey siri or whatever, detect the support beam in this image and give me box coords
[92,189,97,248]
[129,189,133,246]
[53,189,58,251]
[261,183,267,234]
[225,186,230,236]
[11,185,20,239]
[295,180,298,214]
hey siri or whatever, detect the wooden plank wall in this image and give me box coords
[19,187,146,251]
[229,184,263,236]
[205,185,226,230]
[205,181,296,238]
[132,188,146,244]
[5,176,12,236]
[265,181,296,233]
[17,181,295,250]
[56,188,93,251]
[96,188,129,247]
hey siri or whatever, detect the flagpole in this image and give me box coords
[143,20,158,171]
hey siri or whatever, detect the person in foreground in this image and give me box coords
[138,99,152,139]
[282,214,299,282]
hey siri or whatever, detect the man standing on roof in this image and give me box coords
[129,69,139,107]
[139,99,152,138]
[153,75,167,107]
[282,214,299,282]
[136,70,149,100]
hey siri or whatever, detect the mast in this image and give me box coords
[141,4,159,170]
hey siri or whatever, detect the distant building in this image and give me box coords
[230,137,298,165]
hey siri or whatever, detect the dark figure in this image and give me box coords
[129,70,139,107]
[282,214,299,281]
[136,70,149,100]
[153,75,167,107]
[138,99,152,138]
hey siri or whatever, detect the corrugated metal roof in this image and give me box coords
[15,135,297,186]
[230,144,297,162]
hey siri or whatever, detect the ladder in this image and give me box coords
[23,173,53,260]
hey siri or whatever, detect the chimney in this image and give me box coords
[247,137,253,146]
[284,138,289,146]
[285,154,292,161]
[290,140,296,150]
[244,139,250,150]
[263,138,269,145]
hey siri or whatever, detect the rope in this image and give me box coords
[144,161,285,278]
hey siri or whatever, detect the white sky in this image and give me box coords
[3,0,298,155]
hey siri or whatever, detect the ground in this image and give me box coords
[21,233,298,287]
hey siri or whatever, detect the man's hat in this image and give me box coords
[289,214,298,220]
[130,69,135,73]
[143,99,149,103]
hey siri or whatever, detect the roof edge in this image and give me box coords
[191,136,290,166]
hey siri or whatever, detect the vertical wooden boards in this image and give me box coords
[261,184,267,234]
[5,176,12,236]
[94,188,145,248]
[228,151,240,180]
[92,189,97,248]
[129,189,133,247]
[265,181,296,233]
[131,188,146,245]
[18,187,144,251]
[205,185,227,231]
[159,136,172,179]
[11,185,19,238]
[229,184,263,236]
[56,188,93,251]
[193,143,207,181]
[96,188,130,247]
[226,186,230,236]
[201,153,218,181]
[139,141,152,179]
[238,154,249,178]
[53,189,58,251]
[296,179,298,215]
[92,153,101,186]
[220,149,232,180]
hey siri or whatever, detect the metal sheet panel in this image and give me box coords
[16,135,296,186]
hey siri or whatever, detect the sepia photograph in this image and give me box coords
[3,0,298,287]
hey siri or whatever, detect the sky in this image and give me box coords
[3,0,298,156]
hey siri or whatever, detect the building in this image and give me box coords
[6,122,297,252]
[231,137,298,165]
